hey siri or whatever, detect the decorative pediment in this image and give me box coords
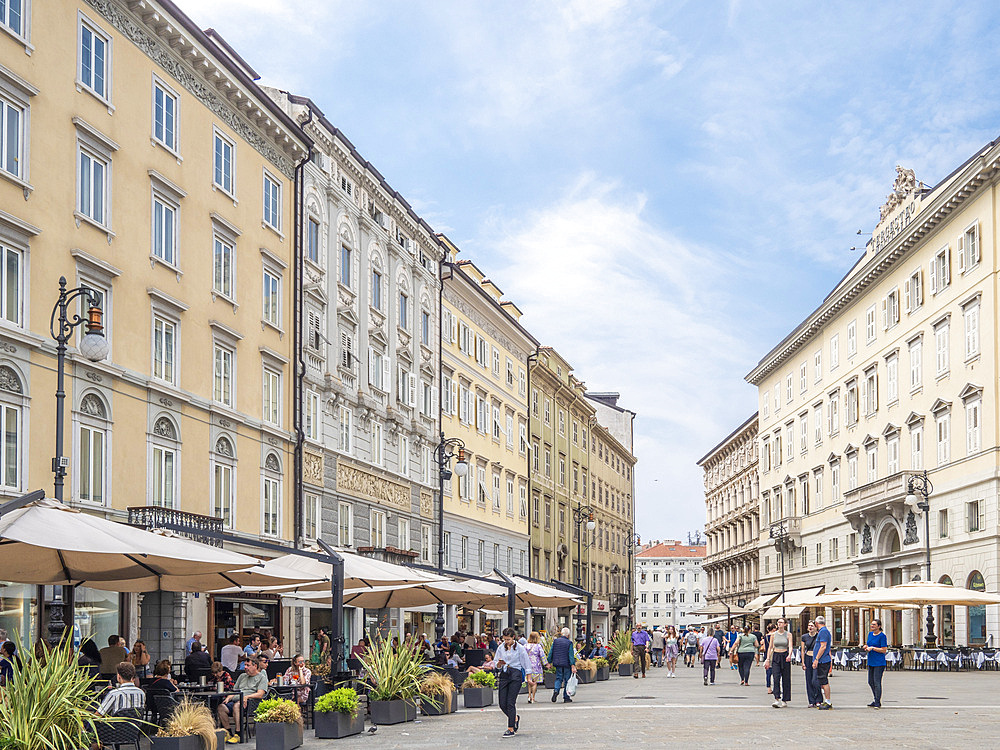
[783,475,793,485]
[396,346,413,366]
[369,325,388,349]
[419,359,435,378]
[930,398,952,415]
[304,282,327,306]
[959,383,984,402]
[905,411,924,426]
[338,304,359,328]
[843,443,857,456]
[862,434,879,448]
[882,423,900,438]
[827,452,840,464]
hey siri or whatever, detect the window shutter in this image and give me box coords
[974,224,981,263]
[881,298,887,330]
[452,317,458,344]
[944,247,951,285]
[408,373,416,407]
[382,356,391,394]
[929,260,938,294]
[958,236,965,273]
[904,279,910,312]
[916,269,923,305]
[452,382,458,416]
[368,347,375,384]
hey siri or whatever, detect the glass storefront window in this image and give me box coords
[74,588,120,650]
[0,582,38,646]
[968,571,986,645]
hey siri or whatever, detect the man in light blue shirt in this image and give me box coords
[494,628,529,738]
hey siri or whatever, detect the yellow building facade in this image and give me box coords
[0,0,307,660]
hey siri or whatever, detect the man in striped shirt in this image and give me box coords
[96,662,145,716]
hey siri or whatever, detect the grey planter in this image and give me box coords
[596,666,610,681]
[421,692,458,715]
[255,721,303,750]
[314,710,365,739]
[618,663,634,677]
[149,737,202,750]
[577,670,595,684]
[462,686,494,708]
[543,672,556,689]
[369,699,415,725]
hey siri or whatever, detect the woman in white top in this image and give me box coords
[494,628,530,738]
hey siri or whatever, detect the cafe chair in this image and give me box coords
[95,707,143,750]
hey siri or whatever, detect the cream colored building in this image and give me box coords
[0,0,308,661]
[747,161,999,647]
[699,413,759,610]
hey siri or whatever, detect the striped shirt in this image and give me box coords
[97,683,146,716]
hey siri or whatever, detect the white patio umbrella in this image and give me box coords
[845,581,1000,608]
[689,602,754,617]
[292,577,512,609]
[0,499,261,590]
[488,575,583,609]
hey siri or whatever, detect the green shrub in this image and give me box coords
[462,670,496,689]
[253,698,302,725]
[314,688,360,717]
[594,657,609,668]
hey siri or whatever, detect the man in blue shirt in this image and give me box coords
[864,618,889,708]
[547,628,577,703]
[812,615,833,709]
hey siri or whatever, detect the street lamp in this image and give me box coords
[625,532,641,629]
[435,433,468,642]
[571,503,596,640]
[906,470,936,646]
[46,276,109,644]
[769,522,791,619]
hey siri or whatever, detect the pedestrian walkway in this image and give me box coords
[297,662,1000,748]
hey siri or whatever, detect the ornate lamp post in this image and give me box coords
[906,470,936,646]
[769,521,790,619]
[571,503,596,640]
[625,532,641,628]
[47,276,109,643]
[435,433,468,642]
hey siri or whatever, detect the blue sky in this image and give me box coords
[190,0,1000,541]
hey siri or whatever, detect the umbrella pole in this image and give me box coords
[317,540,346,678]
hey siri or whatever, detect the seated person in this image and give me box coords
[349,639,367,660]
[466,651,496,674]
[591,640,608,658]
[0,641,15,687]
[282,654,312,705]
[184,642,213,681]
[217,657,268,744]
[98,634,127,677]
[90,662,145,750]
[210,661,235,691]
[445,650,463,669]
[146,660,178,694]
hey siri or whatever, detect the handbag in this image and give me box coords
[565,673,579,697]
[730,649,739,665]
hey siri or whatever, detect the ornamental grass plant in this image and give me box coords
[157,699,218,749]
[607,630,632,667]
[576,658,597,676]
[594,657,609,669]
[359,636,430,702]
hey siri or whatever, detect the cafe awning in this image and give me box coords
[761,587,825,620]
[745,592,780,611]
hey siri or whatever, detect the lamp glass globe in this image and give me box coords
[453,459,469,478]
[79,331,110,362]
[586,520,596,531]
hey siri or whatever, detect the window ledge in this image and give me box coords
[261,319,284,338]
[211,291,239,312]
[75,81,114,114]
[964,353,981,366]
[0,168,32,199]
[0,23,33,54]
[212,183,238,206]
[75,211,114,243]
[935,371,950,383]
[262,221,285,241]
[150,137,182,164]
[149,255,183,279]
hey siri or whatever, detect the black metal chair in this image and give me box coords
[150,692,181,727]
[94,707,143,750]
[242,696,263,741]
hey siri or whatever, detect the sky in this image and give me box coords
[187,0,1000,542]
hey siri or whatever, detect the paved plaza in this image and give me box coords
[298,662,1000,749]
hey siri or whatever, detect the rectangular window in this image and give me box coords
[960,223,980,272]
[887,434,899,474]
[0,245,22,326]
[371,421,383,465]
[371,270,381,309]
[461,536,468,569]
[78,424,105,505]
[931,247,951,294]
[151,195,177,265]
[339,406,352,453]
[262,367,280,425]
[845,380,858,425]
[338,501,353,546]
[828,392,839,435]
[813,404,823,445]
[882,288,899,329]
[966,500,984,533]
[814,469,823,510]
[847,320,857,357]
[213,131,234,195]
[906,269,923,313]
[814,350,822,383]
[213,236,233,299]
[830,334,839,371]
[304,492,319,540]
[866,305,876,344]
[262,270,280,327]
[847,453,857,490]
[79,18,110,100]
[1,0,23,36]
[152,316,175,384]
[1,407,19,489]
[263,172,281,230]
[492,347,501,375]
[213,345,233,406]
[340,246,351,288]
[421,524,432,563]
[935,322,950,376]
[397,517,410,551]
[151,445,175,508]
[936,413,950,465]
[478,540,485,572]
[305,390,320,442]
[866,444,877,482]
[78,148,108,226]
[152,80,177,152]
[398,292,408,329]
[785,374,793,403]
[909,339,922,391]
[0,94,23,179]
[307,217,320,264]
[966,398,981,455]
[213,461,233,528]
[938,509,949,538]
[799,362,807,393]
[831,462,840,500]
[863,366,877,416]
[399,435,410,475]
[910,425,923,470]
[886,353,898,403]
[964,301,980,359]
[799,414,807,453]
[421,310,430,346]
[370,509,385,548]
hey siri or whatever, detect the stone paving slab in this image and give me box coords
[286,663,1000,749]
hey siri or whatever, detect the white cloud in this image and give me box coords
[477,173,757,536]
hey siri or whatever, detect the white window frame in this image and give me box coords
[371,420,384,466]
[0,0,27,40]
[963,298,980,360]
[152,314,177,385]
[0,87,27,182]
[421,524,432,563]
[813,350,822,384]
[262,170,282,232]
[865,305,877,344]
[930,246,950,294]
[830,334,840,371]
[399,434,410,476]
[305,390,321,442]
[0,242,24,328]
[886,352,898,404]
[905,269,923,313]
[74,392,110,506]
[966,396,982,455]
[846,321,857,357]
[339,406,352,454]
[910,422,923,470]
[397,517,410,551]
[75,121,116,232]
[261,454,282,537]
[151,74,179,155]
[935,411,951,466]
[959,222,980,273]
[304,491,320,541]
[262,366,281,426]
[338,501,353,546]
[211,436,236,528]
[262,268,280,329]
[78,13,111,105]
[148,416,179,509]
[934,318,950,377]
[213,234,235,301]
[887,433,900,474]
[151,190,179,268]
[212,127,235,198]
[213,343,234,407]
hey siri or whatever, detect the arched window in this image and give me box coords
[149,415,179,508]
[0,365,24,490]
[967,571,986,645]
[76,392,110,504]
[212,436,236,527]
[261,452,282,537]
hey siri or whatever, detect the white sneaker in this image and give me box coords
[780,700,787,708]
[772,700,781,708]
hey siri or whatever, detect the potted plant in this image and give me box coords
[461,670,495,708]
[152,699,218,750]
[420,672,457,715]
[617,649,635,677]
[543,665,556,690]
[360,637,429,725]
[0,634,135,750]
[314,687,365,739]
[575,658,597,684]
[594,657,610,681]
[253,698,303,750]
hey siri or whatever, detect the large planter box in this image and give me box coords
[618,663,634,677]
[255,721,303,750]
[596,666,610,681]
[421,692,458,715]
[462,686,494,708]
[314,710,365,739]
[370,699,415,726]
[543,672,556,689]
[149,737,203,750]
[577,670,595,684]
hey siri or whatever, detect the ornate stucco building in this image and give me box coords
[0,0,308,662]
[748,161,1000,647]
[698,413,759,611]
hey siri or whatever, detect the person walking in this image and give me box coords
[762,623,776,694]
[650,627,665,668]
[813,615,834,710]
[664,626,679,677]
[801,621,821,707]
[547,627,577,703]
[698,628,720,685]
[735,625,759,686]
[524,632,548,704]
[865,618,889,709]
[726,625,739,670]
[683,627,699,667]
[631,624,651,679]
[764,618,791,707]
[495,628,529,738]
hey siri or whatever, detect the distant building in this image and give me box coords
[635,540,707,630]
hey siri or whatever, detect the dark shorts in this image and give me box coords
[685,646,697,655]
[816,661,831,685]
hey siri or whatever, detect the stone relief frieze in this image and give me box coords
[420,490,433,518]
[336,462,410,510]
[303,452,324,485]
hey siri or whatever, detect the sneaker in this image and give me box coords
[502,730,516,738]
[771,700,781,708]
[563,696,573,703]
[704,677,708,685]
[551,691,558,703]
[226,734,240,745]
[779,700,787,707]
[867,702,877,708]
[818,703,832,710]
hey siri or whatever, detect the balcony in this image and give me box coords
[609,592,628,610]
[843,470,919,530]
[128,506,223,547]
[768,516,801,548]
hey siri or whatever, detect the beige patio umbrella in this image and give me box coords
[291,577,512,609]
[690,602,755,617]
[847,581,1000,608]
[0,499,261,590]
[487,575,583,608]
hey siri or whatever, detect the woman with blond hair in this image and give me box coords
[129,640,151,678]
[523,631,548,703]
